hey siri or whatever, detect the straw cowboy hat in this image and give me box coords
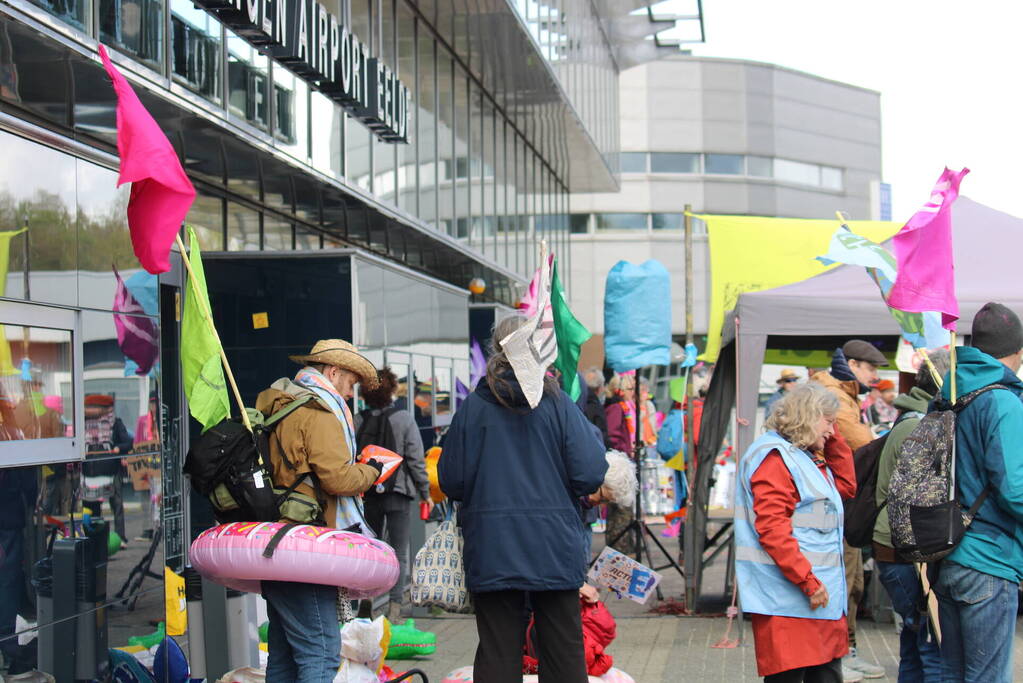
[776,368,799,385]
[289,339,379,389]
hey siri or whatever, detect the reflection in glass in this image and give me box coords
[0,130,78,307]
[295,227,321,250]
[171,0,221,101]
[187,191,224,251]
[396,3,416,216]
[227,30,269,131]
[705,154,745,175]
[452,73,469,240]
[77,160,140,310]
[311,93,343,180]
[100,0,163,66]
[275,71,309,161]
[650,152,699,174]
[29,0,88,30]
[262,215,292,250]
[0,326,73,442]
[652,213,683,231]
[417,35,437,227]
[433,363,451,422]
[412,355,434,449]
[436,56,454,234]
[227,202,260,251]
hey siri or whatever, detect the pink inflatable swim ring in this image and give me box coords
[189,522,399,598]
[440,666,634,683]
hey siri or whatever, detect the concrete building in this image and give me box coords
[569,55,883,365]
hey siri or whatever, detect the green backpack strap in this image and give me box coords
[263,394,316,430]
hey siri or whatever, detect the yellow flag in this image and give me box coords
[696,215,900,362]
[0,229,27,375]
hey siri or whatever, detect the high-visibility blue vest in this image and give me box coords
[734,431,847,620]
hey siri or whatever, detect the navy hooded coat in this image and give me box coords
[439,373,608,593]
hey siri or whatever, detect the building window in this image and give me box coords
[821,166,843,190]
[619,152,647,173]
[748,156,772,178]
[651,213,683,231]
[650,152,699,174]
[774,158,820,186]
[705,154,744,175]
[569,214,590,234]
[171,0,221,101]
[100,0,163,67]
[594,213,647,231]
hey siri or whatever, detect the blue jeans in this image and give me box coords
[262,581,340,683]
[933,561,1018,683]
[876,561,942,682]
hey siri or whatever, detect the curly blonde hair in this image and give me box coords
[764,383,839,450]
[606,373,635,395]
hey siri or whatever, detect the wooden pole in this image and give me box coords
[175,232,251,432]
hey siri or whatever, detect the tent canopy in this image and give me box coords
[730,196,1023,454]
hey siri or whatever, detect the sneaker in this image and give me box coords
[844,648,885,679]
[841,665,864,682]
[134,530,154,542]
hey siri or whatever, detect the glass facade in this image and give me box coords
[5,0,580,292]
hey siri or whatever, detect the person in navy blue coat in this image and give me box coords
[439,315,608,683]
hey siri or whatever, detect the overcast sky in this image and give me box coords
[655,0,1023,221]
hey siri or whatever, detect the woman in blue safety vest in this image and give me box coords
[734,383,857,682]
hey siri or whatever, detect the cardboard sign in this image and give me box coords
[587,546,662,604]
[125,455,159,491]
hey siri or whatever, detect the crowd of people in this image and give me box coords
[251,301,1023,682]
[736,301,1023,683]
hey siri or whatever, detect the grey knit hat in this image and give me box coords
[971,302,1023,359]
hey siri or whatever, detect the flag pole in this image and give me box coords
[175,232,252,432]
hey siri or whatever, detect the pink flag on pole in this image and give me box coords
[99,45,195,274]
[886,167,969,330]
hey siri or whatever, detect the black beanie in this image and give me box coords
[971,302,1023,359]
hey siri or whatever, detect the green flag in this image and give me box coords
[181,226,230,431]
[551,258,591,401]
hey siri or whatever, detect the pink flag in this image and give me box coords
[886,167,969,330]
[113,266,159,375]
[99,45,195,274]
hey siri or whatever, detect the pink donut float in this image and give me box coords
[440,666,634,683]
[189,522,399,598]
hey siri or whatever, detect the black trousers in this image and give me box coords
[764,657,843,683]
[472,589,588,683]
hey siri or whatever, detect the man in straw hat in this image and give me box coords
[764,368,800,420]
[255,338,385,681]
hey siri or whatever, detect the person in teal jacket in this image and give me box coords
[934,302,1023,683]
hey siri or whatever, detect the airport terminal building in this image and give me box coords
[0,0,695,677]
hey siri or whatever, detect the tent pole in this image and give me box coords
[683,204,698,609]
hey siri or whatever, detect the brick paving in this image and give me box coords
[387,524,1023,682]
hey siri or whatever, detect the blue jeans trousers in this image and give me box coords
[262,580,340,683]
[934,561,1018,683]
[876,561,942,682]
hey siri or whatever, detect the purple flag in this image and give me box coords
[455,378,470,407]
[470,338,486,389]
[113,266,159,375]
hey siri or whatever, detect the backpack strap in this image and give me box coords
[965,485,993,520]
[264,394,316,430]
[953,384,1011,412]
[262,522,300,558]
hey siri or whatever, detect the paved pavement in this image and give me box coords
[386,523,1023,682]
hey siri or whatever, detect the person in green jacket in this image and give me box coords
[872,348,949,683]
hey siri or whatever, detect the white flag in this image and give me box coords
[501,243,557,408]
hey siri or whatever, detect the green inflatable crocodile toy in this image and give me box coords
[386,619,437,659]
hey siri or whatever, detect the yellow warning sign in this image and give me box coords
[252,312,269,329]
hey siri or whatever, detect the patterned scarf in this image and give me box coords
[85,408,115,447]
[293,366,373,536]
[620,398,637,446]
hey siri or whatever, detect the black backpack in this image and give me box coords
[843,411,922,547]
[356,406,401,495]
[184,396,313,523]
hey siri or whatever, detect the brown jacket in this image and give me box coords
[809,371,874,452]
[255,378,378,528]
